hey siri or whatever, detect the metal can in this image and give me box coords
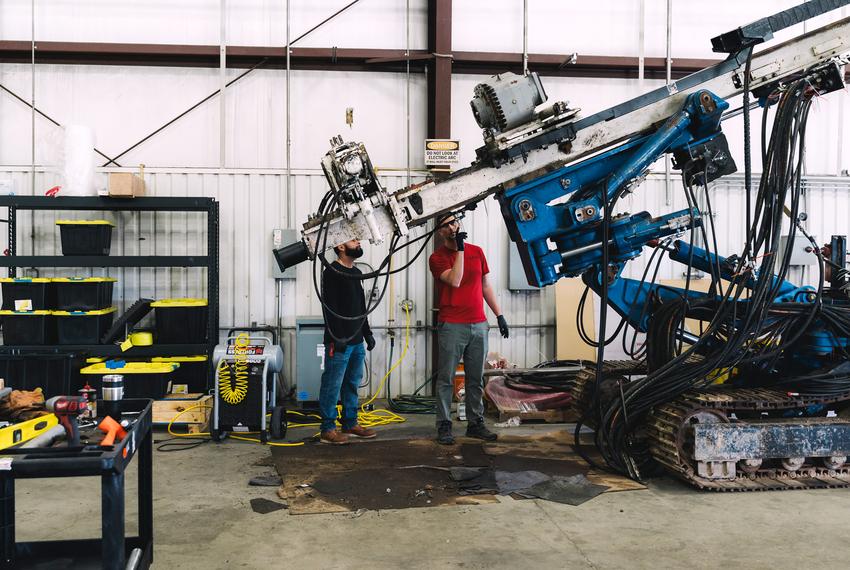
[102,374,124,401]
[101,374,124,420]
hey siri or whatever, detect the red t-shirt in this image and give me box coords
[429,243,489,323]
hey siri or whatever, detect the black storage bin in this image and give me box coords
[0,310,54,345]
[80,361,180,400]
[56,220,114,256]
[54,307,116,345]
[0,355,79,398]
[0,278,53,311]
[151,299,208,344]
[53,277,116,311]
[151,355,208,393]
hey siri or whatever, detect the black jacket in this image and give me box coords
[322,261,372,346]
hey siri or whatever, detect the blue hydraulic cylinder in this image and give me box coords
[582,269,709,333]
[579,239,813,336]
[603,112,692,202]
[500,89,730,288]
[669,240,800,298]
[557,209,702,278]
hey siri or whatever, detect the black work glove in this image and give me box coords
[332,341,347,355]
[454,231,467,251]
[365,333,376,351]
[497,315,509,339]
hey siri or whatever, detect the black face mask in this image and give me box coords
[344,246,364,259]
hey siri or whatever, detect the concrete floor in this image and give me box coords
[12,415,850,569]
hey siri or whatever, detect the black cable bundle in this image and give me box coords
[309,192,441,345]
[502,360,585,393]
[578,72,849,479]
[387,374,437,414]
[386,393,437,414]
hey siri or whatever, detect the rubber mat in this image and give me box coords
[250,497,287,514]
[517,474,609,506]
[272,434,642,514]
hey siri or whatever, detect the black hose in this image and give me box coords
[584,71,842,479]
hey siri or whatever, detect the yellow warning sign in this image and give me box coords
[425,139,460,166]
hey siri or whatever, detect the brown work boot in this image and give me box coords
[320,429,350,445]
[342,425,377,439]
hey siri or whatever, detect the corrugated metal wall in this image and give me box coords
[0,167,556,396]
[4,2,849,172]
[1,0,848,400]
[2,167,848,390]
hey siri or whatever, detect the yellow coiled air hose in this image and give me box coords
[218,332,250,405]
[166,309,413,447]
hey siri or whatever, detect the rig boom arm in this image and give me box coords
[276,10,850,280]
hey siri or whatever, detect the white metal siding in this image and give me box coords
[0,0,429,49]
[0,167,555,396]
[1,167,848,389]
[2,0,849,394]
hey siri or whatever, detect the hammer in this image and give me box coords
[44,396,86,446]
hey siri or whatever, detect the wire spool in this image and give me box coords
[128,331,153,346]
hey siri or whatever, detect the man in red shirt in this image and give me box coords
[428,213,509,445]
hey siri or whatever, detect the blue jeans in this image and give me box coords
[319,342,366,432]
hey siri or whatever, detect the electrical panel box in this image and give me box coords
[272,229,298,279]
[508,245,538,291]
[779,235,818,266]
[295,317,325,403]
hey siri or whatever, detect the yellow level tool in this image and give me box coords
[0,414,59,450]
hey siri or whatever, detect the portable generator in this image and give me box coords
[211,327,284,443]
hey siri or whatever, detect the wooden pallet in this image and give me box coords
[152,393,212,433]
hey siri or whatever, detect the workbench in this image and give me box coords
[0,399,153,569]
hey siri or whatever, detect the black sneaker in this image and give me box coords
[466,420,497,441]
[436,421,455,445]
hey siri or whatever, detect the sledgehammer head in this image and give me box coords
[97,415,127,446]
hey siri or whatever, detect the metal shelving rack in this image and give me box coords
[1,399,154,570]
[0,195,220,389]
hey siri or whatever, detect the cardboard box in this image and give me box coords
[108,172,146,198]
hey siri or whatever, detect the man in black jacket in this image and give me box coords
[318,239,377,445]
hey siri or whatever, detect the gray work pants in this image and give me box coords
[435,321,489,425]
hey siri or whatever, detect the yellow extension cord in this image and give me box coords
[357,306,411,427]
[165,306,413,448]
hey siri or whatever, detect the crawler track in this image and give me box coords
[572,361,850,491]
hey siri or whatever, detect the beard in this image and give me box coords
[345,246,364,258]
